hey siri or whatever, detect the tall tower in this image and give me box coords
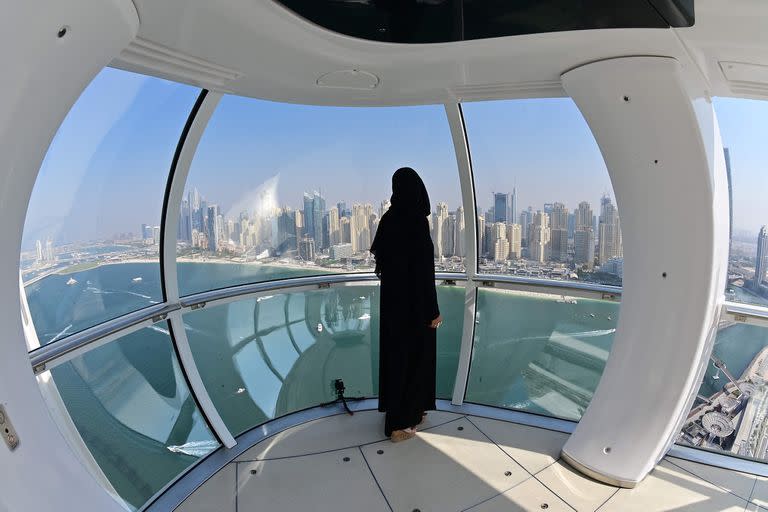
[550,202,569,262]
[510,187,517,229]
[529,211,551,263]
[328,207,341,245]
[754,226,768,289]
[454,206,465,258]
[574,201,596,269]
[507,223,522,259]
[433,202,449,258]
[493,193,508,223]
[598,196,622,265]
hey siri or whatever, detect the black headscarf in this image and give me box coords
[370,167,432,277]
[389,167,431,217]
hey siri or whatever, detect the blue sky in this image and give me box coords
[21,67,768,248]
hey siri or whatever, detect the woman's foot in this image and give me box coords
[390,428,416,443]
[417,412,427,427]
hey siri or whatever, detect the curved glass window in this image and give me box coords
[677,98,768,462]
[37,325,217,510]
[465,287,618,420]
[178,98,463,296]
[714,98,768,307]
[20,67,200,349]
[184,283,464,436]
[462,99,622,286]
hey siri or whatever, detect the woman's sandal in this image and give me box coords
[390,428,417,442]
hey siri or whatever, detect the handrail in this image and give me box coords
[28,271,622,372]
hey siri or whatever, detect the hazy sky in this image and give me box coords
[21,67,768,249]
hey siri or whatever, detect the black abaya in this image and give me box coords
[370,167,439,436]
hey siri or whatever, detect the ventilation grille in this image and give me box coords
[449,80,565,101]
[112,37,242,89]
[720,61,768,98]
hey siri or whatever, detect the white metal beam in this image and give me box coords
[560,56,729,487]
[444,103,479,405]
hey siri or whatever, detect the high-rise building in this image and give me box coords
[754,226,768,289]
[510,188,517,229]
[330,243,353,260]
[207,205,219,251]
[298,236,315,261]
[328,208,341,245]
[444,214,456,257]
[272,207,297,255]
[337,201,346,219]
[35,240,43,263]
[519,207,533,246]
[598,196,622,265]
[152,226,161,245]
[350,203,372,253]
[529,211,550,263]
[575,202,593,230]
[493,193,508,223]
[340,216,351,244]
[493,238,510,262]
[433,202,449,258]
[550,202,569,262]
[507,223,522,259]
[380,200,390,218]
[574,229,595,269]
[454,206,465,258]
[477,216,486,257]
[45,239,54,262]
[141,223,153,240]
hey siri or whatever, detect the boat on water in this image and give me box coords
[66,277,77,285]
[132,277,142,282]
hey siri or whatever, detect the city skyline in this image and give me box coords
[20,67,768,251]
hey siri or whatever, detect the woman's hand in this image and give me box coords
[429,314,443,329]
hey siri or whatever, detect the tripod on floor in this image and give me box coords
[320,379,367,416]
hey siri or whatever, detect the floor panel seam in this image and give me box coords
[748,471,759,506]
[358,445,394,512]
[530,472,579,512]
[464,416,531,473]
[665,458,754,502]
[593,487,620,511]
[458,475,534,512]
[234,461,239,512]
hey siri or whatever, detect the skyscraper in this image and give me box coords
[507,223,522,259]
[754,226,768,289]
[550,202,569,262]
[598,196,622,265]
[454,206,465,258]
[328,207,341,245]
[509,187,517,230]
[493,193,508,223]
[380,199,390,218]
[519,207,533,247]
[350,203,372,253]
[433,202,449,258]
[529,211,550,263]
[574,229,595,269]
[35,240,43,263]
[477,216,486,257]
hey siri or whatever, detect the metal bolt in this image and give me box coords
[377,449,384,455]
[57,26,68,38]
[541,504,549,509]
[250,469,257,475]
[603,446,612,454]
[457,426,464,431]
[343,456,350,462]
[623,95,630,102]
[505,471,512,476]
[662,272,667,279]
[0,411,5,425]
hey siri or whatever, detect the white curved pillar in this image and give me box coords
[0,2,138,511]
[560,57,729,487]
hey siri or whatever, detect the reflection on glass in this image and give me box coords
[39,325,217,510]
[184,284,463,436]
[715,98,768,307]
[465,288,618,421]
[178,97,464,296]
[678,323,768,461]
[462,99,622,286]
[20,68,200,349]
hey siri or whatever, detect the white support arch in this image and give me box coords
[444,103,479,405]
[0,2,139,511]
[560,56,729,487]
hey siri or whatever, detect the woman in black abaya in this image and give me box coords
[370,167,443,442]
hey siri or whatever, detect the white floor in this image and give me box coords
[176,410,768,512]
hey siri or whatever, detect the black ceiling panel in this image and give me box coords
[274,0,694,44]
